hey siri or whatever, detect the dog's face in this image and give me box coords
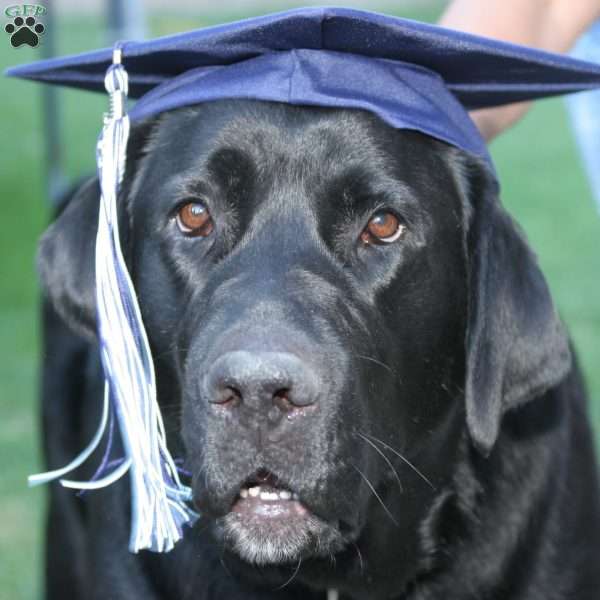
[130,102,469,565]
[39,100,570,583]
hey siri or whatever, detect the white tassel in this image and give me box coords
[29,45,197,553]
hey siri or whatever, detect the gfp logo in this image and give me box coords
[4,4,46,47]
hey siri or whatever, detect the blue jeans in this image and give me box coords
[566,21,600,213]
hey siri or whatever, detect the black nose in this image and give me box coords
[204,351,319,412]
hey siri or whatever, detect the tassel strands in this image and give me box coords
[29,45,197,553]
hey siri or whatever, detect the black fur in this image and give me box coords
[38,100,600,599]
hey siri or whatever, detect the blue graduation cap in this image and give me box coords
[9,6,600,168]
[8,7,600,554]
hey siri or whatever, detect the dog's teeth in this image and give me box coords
[260,491,279,501]
[244,485,296,502]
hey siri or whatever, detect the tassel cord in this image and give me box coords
[27,46,197,555]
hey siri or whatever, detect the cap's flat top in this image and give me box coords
[7,6,600,108]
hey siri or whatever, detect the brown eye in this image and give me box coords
[360,211,405,245]
[176,201,214,237]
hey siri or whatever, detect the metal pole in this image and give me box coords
[107,0,147,44]
[40,1,68,205]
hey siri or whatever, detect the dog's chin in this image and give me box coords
[219,484,344,566]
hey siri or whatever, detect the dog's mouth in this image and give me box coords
[231,471,306,521]
[221,470,343,565]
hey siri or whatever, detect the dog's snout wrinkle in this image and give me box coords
[204,350,320,416]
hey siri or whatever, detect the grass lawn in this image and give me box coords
[1,5,599,598]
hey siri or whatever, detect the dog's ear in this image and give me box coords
[37,177,101,339]
[462,166,571,455]
[37,119,157,340]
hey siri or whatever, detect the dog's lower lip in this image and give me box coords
[232,495,308,519]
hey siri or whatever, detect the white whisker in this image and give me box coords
[352,464,398,526]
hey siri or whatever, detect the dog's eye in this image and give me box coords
[360,211,405,245]
[176,201,214,237]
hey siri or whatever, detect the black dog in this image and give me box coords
[37,100,600,599]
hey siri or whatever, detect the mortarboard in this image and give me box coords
[9,6,600,170]
[7,6,600,554]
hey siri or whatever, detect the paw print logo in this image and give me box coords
[5,16,45,48]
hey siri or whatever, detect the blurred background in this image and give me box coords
[1,0,599,597]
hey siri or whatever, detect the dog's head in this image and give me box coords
[38,101,570,575]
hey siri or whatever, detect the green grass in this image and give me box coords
[1,5,599,598]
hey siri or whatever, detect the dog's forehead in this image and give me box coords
[139,101,454,208]
[159,102,386,166]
